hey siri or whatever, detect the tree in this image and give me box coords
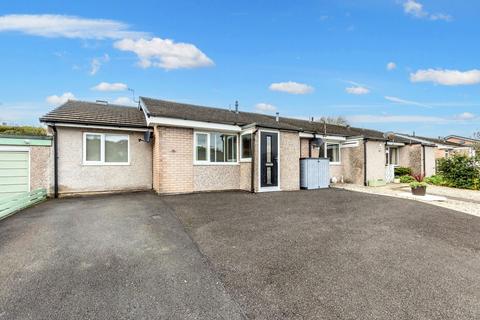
[317,116,349,126]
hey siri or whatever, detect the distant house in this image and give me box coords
[396,133,476,159]
[445,135,479,149]
[39,97,438,196]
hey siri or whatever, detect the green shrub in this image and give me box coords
[394,167,412,177]
[425,174,447,186]
[437,155,480,190]
[410,181,427,189]
[399,175,415,183]
[0,125,47,136]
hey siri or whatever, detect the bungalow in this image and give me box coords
[39,97,437,196]
[396,133,475,159]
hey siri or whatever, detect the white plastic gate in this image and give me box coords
[385,164,395,183]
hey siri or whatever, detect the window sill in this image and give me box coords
[82,162,131,166]
[194,162,240,166]
[329,162,342,166]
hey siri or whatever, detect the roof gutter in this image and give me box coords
[42,122,151,132]
[51,125,59,198]
[363,138,368,186]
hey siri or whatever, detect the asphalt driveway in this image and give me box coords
[163,189,480,320]
[0,192,245,320]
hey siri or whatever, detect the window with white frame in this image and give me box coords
[83,133,129,164]
[195,132,238,163]
[326,143,340,163]
[317,142,341,164]
[240,133,252,160]
[386,147,399,165]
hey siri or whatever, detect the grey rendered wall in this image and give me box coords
[56,127,152,195]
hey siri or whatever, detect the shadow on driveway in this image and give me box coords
[163,188,480,320]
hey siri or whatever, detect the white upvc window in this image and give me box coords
[83,132,130,165]
[240,132,252,161]
[385,147,399,166]
[194,131,239,165]
[318,142,341,164]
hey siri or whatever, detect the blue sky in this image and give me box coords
[0,0,479,137]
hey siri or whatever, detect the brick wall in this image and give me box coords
[153,126,194,194]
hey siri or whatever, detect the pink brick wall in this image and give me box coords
[153,126,194,194]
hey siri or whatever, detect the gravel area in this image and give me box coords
[335,183,480,217]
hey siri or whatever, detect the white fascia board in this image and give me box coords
[299,132,346,141]
[387,142,405,146]
[147,116,241,132]
[46,122,150,132]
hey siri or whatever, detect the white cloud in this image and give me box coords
[255,103,277,113]
[404,0,426,17]
[385,96,431,108]
[269,81,314,94]
[92,82,128,92]
[114,37,214,70]
[46,92,76,106]
[410,69,480,86]
[0,15,214,72]
[89,54,110,75]
[112,96,136,106]
[455,112,476,120]
[0,14,146,39]
[387,62,397,71]
[402,1,452,21]
[345,86,370,95]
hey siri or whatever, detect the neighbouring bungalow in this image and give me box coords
[396,133,476,159]
[39,97,438,196]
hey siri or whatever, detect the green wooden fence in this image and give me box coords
[0,188,47,220]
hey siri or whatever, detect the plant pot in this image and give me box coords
[393,178,401,184]
[411,186,426,196]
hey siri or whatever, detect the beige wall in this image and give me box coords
[240,162,252,191]
[56,127,152,195]
[340,142,364,185]
[193,165,240,192]
[435,148,447,159]
[424,146,436,177]
[399,144,422,175]
[280,131,300,191]
[365,141,386,182]
[30,146,53,193]
[153,126,194,194]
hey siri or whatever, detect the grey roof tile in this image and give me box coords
[40,100,148,128]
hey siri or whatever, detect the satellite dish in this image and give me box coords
[311,137,324,147]
[383,131,396,140]
[143,131,153,143]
